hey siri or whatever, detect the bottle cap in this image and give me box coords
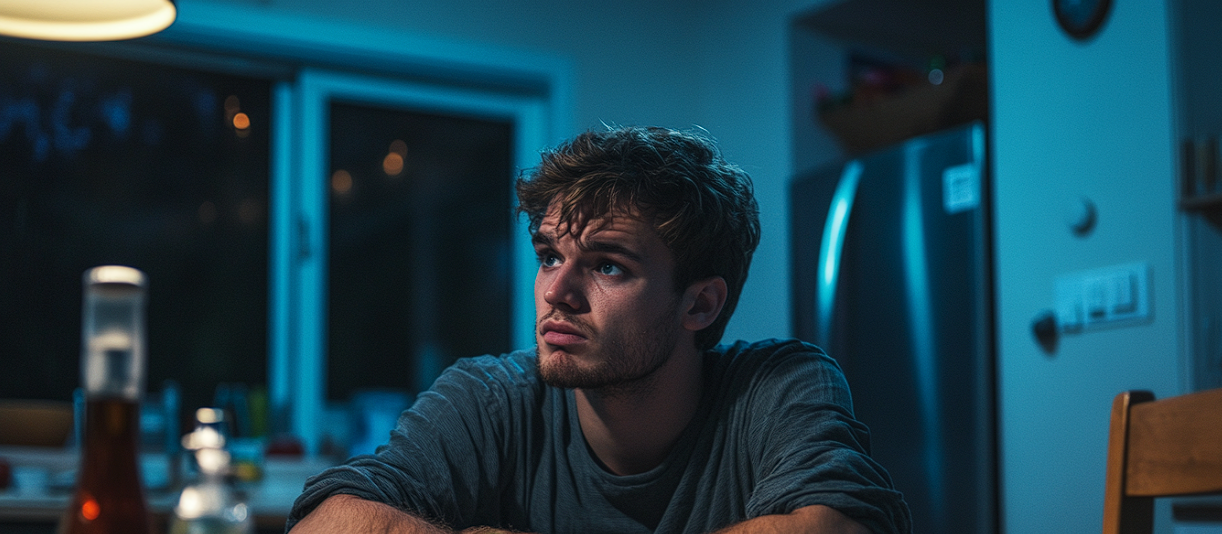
[85,265,147,287]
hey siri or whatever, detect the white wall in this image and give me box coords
[989,1,1182,533]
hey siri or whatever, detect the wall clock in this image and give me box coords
[1053,0,1113,40]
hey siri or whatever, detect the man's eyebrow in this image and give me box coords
[531,233,554,248]
[582,239,645,263]
[530,232,645,263]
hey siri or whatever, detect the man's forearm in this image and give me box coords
[712,505,871,534]
[289,494,450,534]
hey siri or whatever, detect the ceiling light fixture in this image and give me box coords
[0,0,175,42]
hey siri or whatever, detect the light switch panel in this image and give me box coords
[1055,262,1151,332]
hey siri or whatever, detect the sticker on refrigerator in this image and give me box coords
[943,163,980,214]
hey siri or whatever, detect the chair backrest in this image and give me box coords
[1102,388,1222,534]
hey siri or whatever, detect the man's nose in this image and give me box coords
[543,263,586,312]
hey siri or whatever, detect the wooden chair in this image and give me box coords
[1103,388,1222,534]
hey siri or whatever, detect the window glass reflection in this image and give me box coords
[327,102,513,402]
[0,42,271,422]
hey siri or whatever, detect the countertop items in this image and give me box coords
[0,445,333,529]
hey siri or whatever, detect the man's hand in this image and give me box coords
[289,494,450,534]
[712,505,870,534]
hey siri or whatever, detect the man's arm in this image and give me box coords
[289,495,537,534]
[728,341,911,533]
[289,494,450,534]
[713,505,870,534]
[286,355,540,533]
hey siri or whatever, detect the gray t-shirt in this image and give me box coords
[286,339,911,533]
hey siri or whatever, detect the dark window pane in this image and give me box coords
[0,42,271,420]
[327,102,513,402]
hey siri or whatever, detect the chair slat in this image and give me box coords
[1125,388,1222,497]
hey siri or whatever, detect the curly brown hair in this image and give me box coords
[515,126,760,351]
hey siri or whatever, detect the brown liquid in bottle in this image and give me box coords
[59,397,153,534]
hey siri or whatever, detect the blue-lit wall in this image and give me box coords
[990,1,1181,533]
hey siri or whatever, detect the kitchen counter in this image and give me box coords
[0,445,334,531]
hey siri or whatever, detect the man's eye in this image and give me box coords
[538,254,560,267]
[597,263,622,276]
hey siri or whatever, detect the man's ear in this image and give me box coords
[680,276,728,332]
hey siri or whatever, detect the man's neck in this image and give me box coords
[573,346,705,476]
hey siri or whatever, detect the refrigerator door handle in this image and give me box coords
[816,160,863,348]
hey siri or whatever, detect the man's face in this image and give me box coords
[532,205,686,392]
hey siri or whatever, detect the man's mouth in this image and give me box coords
[539,320,588,347]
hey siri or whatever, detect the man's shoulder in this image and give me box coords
[705,339,855,431]
[713,338,836,369]
[445,349,542,387]
[709,338,846,392]
[456,348,538,369]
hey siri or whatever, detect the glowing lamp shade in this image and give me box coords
[0,0,175,41]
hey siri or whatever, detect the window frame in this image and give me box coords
[281,69,549,453]
[70,2,570,454]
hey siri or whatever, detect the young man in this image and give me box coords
[286,126,911,533]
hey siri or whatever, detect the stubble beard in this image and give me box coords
[536,302,680,397]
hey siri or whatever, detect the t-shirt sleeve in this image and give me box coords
[741,341,913,534]
[284,354,528,531]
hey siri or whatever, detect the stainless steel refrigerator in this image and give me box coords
[790,122,996,534]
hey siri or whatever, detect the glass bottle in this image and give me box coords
[59,265,153,534]
[169,408,254,534]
